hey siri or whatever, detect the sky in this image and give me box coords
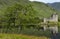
[29,0,60,3]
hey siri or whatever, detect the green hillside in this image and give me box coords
[0,0,59,27]
[0,0,59,18]
[31,2,57,18]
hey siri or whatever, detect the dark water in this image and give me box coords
[51,33,60,39]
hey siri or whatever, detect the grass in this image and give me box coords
[0,33,50,39]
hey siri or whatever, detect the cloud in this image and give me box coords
[29,0,48,3]
[29,0,34,1]
[29,0,60,3]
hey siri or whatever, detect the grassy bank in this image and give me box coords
[0,33,50,39]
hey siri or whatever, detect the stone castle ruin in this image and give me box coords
[44,13,58,23]
[43,13,58,34]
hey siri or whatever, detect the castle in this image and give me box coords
[43,13,58,34]
[44,13,58,23]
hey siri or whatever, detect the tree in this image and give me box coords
[4,3,41,32]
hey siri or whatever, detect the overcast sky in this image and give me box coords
[29,0,60,3]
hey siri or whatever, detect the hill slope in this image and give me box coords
[31,2,57,18]
[0,0,59,18]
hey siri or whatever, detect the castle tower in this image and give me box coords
[52,12,58,22]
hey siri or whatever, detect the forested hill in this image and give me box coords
[31,2,58,18]
[0,0,29,10]
[0,0,59,18]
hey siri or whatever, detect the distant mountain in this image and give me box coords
[48,2,60,11]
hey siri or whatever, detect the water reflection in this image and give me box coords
[51,33,60,39]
